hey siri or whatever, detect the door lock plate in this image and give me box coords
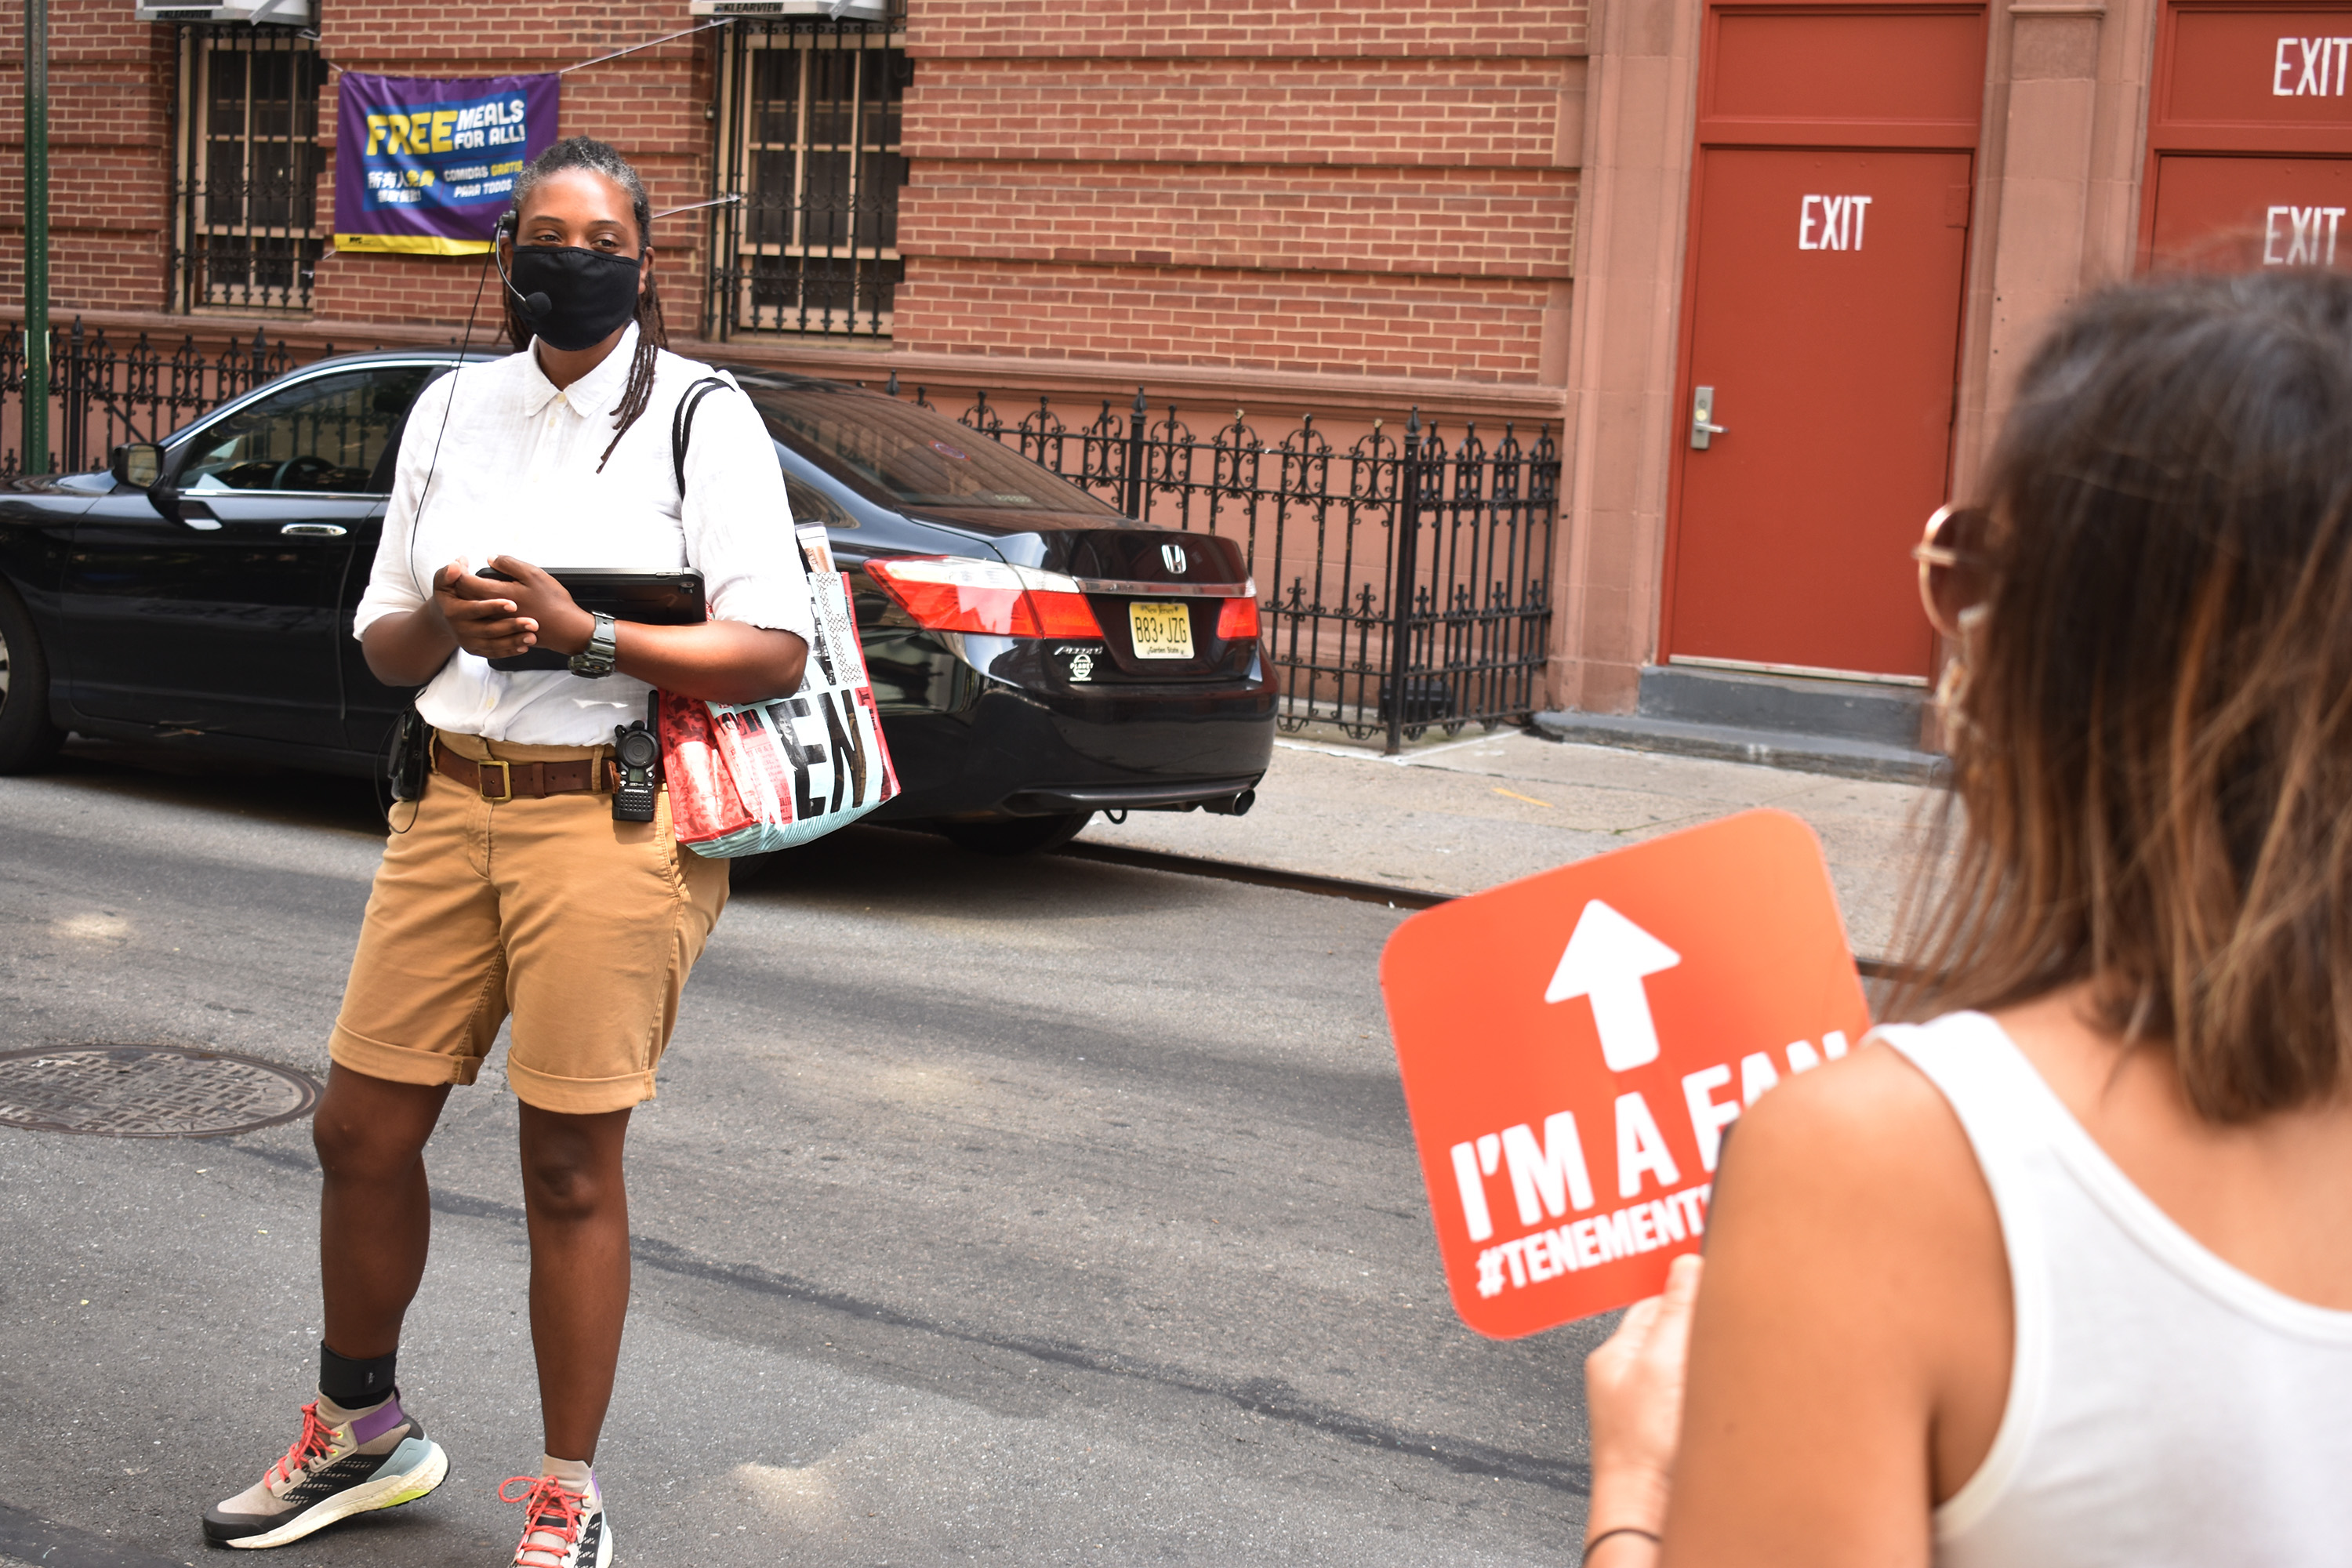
[1690,386,1728,450]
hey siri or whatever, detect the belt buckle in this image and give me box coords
[477,757,513,804]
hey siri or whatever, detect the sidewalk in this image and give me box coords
[1073,724,1942,962]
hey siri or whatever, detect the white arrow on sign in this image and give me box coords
[1544,899,1682,1072]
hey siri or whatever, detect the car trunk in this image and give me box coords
[982,526,1256,685]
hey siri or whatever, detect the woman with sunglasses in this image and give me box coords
[1581,270,2352,1566]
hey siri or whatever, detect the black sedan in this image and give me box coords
[0,350,1273,853]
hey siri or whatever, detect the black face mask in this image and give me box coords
[508,245,642,353]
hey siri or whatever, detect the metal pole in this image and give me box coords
[1385,408,1425,755]
[22,0,49,474]
[1123,387,1147,519]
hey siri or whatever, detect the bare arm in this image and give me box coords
[363,555,808,705]
[1584,1044,2012,1567]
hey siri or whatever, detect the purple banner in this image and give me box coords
[332,73,560,256]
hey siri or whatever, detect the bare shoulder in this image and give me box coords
[1719,1036,1980,1213]
[1682,1029,2013,1523]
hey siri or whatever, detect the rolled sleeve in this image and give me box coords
[682,386,816,646]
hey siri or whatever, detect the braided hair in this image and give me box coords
[503,136,669,472]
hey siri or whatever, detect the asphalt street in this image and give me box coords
[0,742,1605,1566]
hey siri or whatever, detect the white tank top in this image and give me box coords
[1878,1011,2352,1566]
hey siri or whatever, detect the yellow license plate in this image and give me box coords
[1128,601,1195,659]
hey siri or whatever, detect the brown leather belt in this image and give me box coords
[433,739,608,803]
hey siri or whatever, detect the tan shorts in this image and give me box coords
[329,733,730,1116]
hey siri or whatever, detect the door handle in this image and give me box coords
[1690,385,1728,450]
[280,523,349,538]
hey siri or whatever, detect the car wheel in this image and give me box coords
[0,584,67,775]
[940,811,1094,856]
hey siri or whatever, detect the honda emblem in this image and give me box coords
[1161,543,1189,574]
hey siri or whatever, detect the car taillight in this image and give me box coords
[866,556,1105,639]
[1216,595,1261,641]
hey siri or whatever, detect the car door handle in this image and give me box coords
[280,523,348,538]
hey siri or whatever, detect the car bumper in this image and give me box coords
[873,680,1276,821]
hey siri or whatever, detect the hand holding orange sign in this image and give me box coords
[1378,809,1871,1338]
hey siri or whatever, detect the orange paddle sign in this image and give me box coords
[1379,809,1871,1339]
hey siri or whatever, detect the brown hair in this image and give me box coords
[503,136,669,472]
[1896,269,2352,1121]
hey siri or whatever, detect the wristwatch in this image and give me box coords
[569,612,619,679]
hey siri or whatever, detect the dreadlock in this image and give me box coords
[502,136,669,472]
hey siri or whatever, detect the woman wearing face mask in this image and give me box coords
[200,136,811,1568]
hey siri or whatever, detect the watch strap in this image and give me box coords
[569,612,619,678]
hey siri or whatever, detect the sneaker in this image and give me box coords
[502,1472,613,1568]
[201,1391,448,1549]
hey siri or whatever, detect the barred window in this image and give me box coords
[172,27,324,314]
[709,17,909,339]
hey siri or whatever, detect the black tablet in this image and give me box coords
[477,568,706,672]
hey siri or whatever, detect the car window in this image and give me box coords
[180,366,436,495]
[748,388,1118,514]
[785,474,857,531]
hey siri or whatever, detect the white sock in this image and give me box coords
[541,1454,594,1495]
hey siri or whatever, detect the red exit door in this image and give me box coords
[2143,6,2352,271]
[1663,7,1987,681]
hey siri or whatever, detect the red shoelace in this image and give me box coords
[264,1403,339,1489]
[500,1475,587,1566]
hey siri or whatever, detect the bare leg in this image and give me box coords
[517,1102,634,1463]
[314,1065,452,1361]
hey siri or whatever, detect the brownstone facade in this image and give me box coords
[0,1,1585,401]
[12,0,2270,730]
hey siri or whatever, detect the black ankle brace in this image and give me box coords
[318,1341,397,1410]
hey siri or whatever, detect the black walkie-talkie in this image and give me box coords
[612,692,660,822]
[389,706,431,804]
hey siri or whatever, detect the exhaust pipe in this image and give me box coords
[1200,789,1255,818]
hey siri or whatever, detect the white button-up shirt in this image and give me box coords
[354,325,816,744]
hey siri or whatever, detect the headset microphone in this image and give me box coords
[492,210,551,323]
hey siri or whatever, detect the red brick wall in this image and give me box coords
[0,0,176,315]
[7,2,1584,394]
[912,0,1587,59]
[907,162,1574,278]
[908,260,1552,379]
[891,3,1584,383]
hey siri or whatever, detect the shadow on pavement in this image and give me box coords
[36,737,1240,918]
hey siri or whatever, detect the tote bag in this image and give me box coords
[660,525,900,855]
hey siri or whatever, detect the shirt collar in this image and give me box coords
[517,320,641,420]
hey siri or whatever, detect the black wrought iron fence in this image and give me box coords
[907,381,1560,749]
[1,319,317,477]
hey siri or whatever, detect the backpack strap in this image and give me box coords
[670,373,736,498]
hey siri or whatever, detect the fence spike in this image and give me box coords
[1132,386,1148,417]
[886,370,898,397]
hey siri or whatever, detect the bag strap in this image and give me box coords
[670,373,735,498]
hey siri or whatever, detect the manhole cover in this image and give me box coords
[0,1045,321,1138]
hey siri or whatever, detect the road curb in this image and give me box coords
[1055,840,1914,982]
[1057,840,1454,909]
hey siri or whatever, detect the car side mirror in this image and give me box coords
[111,441,163,489]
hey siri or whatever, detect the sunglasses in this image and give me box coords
[1912,503,1991,641]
